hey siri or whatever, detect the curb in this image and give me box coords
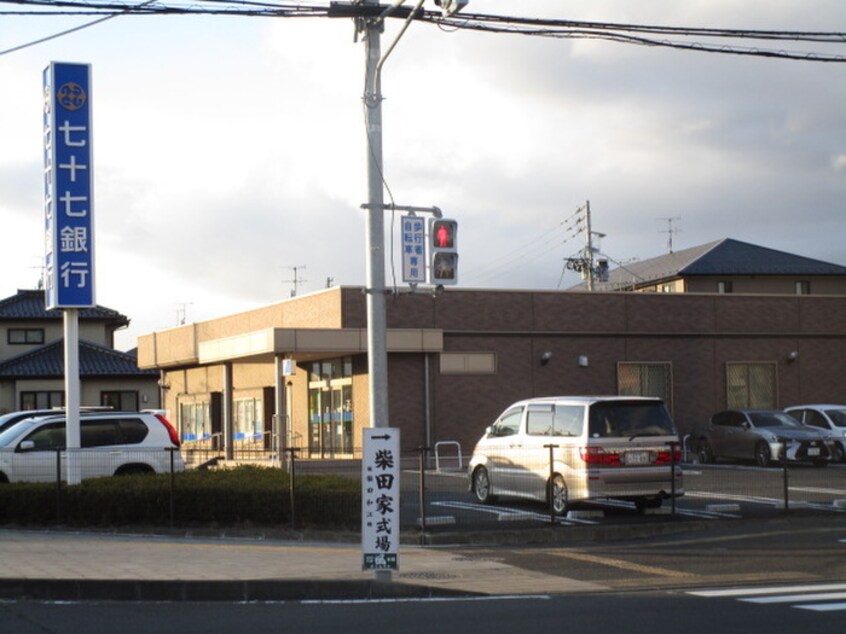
[0,578,481,603]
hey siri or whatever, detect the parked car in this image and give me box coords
[0,411,184,483]
[0,407,113,435]
[467,396,683,514]
[696,409,835,467]
[785,405,846,462]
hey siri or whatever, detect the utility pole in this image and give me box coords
[584,200,595,291]
[362,0,389,437]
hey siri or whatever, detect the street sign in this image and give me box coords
[362,427,400,571]
[401,215,426,284]
[44,62,95,309]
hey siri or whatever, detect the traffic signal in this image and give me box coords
[428,218,458,285]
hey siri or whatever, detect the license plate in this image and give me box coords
[625,451,650,465]
[807,447,820,456]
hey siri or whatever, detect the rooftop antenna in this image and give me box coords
[659,217,682,253]
[285,265,307,297]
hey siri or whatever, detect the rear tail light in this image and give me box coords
[155,414,181,448]
[655,449,682,465]
[579,446,622,466]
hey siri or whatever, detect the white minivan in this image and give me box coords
[468,396,684,514]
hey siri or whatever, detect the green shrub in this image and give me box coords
[0,466,361,530]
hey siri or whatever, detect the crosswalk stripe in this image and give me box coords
[795,602,846,612]
[741,591,846,604]
[688,583,846,598]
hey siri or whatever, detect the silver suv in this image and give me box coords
[468,396,683,514]
[0,411,184,483]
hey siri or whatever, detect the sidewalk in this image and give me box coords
[0,529,607,601]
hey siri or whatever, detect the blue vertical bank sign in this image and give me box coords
[43,62,95,309]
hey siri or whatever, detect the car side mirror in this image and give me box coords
[485,425,495,437]
[17,440,35,452]
[741,421,750,429]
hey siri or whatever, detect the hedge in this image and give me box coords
[0,466,361,530]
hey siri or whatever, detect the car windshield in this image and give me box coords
[588,401,676,438]
[824,409,846,428]
[0,418,40,448]
[748,412,799,428]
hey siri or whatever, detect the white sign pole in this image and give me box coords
[362,428,401,578]
[64,309,81,485]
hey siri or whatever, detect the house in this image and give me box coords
[0,289,160,413]
[571,238,846,295]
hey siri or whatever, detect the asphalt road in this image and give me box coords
[3,588,844,634]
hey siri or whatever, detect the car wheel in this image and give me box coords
[115,464,154,476]
[832,443,846,463]
[754,441,771,467]
[635,497,662,513]
[549,474,569,515]
[472,467,496,504]
[697,440,714,464]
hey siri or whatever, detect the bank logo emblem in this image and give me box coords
[56,82,86,111]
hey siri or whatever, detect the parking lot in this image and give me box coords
[400,461,846,531]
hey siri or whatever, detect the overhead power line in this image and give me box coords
[2,1,846,62]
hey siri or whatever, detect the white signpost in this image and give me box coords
[400,215,426,285]
[43,61,95,485]
[361,428,400,573]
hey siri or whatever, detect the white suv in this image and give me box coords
[468,396,684,514]
[0,411,184,483]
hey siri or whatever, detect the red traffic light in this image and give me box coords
[429,219,457,251]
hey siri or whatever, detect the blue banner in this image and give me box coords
[44,62,95,309]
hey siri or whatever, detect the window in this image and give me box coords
[20,391,63,410]
[180,401,210,441]
[588,400,676,438]
[795,280,811,295]
[24,422,66,450]
[717,281,733,294]
[618,362,673,412]
[234,397,262,440]
[8,329,45,345]
[527,405,585,437]
[726,362,777,409]
[803,410,829,430]
[491,407,523,437]
[101,391,138,411]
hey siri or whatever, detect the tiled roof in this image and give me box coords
[0,289,129,326]
[571,239,846,290]
[0,340,158,379]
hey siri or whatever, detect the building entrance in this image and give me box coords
[307,358,354,458]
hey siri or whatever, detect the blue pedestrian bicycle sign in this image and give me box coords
[44,62,95,309]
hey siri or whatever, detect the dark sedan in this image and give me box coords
[695,409,835,467]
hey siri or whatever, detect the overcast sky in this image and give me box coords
[2,1,845,350]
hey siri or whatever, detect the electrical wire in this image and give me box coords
[3,1,846,62]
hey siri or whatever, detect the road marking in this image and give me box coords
[796,602,846,612]
[741,591,846,604]
[431,501,598,525]
[689,582,846,597]
[687,583,846,612]
[790,486,846,495]
[301,595,552,605]
[553,551,694,578]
